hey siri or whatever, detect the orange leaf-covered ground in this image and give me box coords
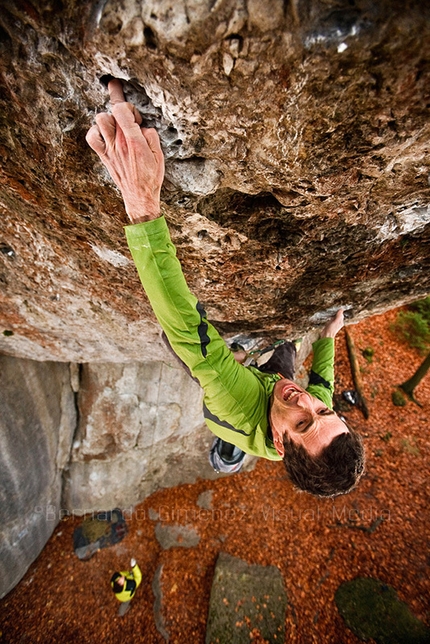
[1,309,429,643]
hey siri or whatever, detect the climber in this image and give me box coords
[110,558,142,616]
[86,79,365,497]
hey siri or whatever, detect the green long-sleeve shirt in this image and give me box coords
[125,216,335,461]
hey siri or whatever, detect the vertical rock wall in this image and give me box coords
[0,355,76,598]
[0,352,252,597]
[62,359,226,511]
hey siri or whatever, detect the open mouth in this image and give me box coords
[282,386,301,402]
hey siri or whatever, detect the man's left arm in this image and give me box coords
[306,309,344,408]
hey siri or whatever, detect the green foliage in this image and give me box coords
[410,296,430,318]
[362,346,374,363]
[391,296,430,354]
[391,389,407,407]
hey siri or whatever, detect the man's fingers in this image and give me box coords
[108,79,126,105]
[142,128,162,154]
[108,78,142,124]
[108,78,142,130]
[112,102,143,139]
[95,112,117,148]
[132,105,142,125]
[333,310,345,334]
[86,125,106,156]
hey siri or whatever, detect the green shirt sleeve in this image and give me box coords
[125,217,278,458]
[131,563,142,589]
[306,337,335,409]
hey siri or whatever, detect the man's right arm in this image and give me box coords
[86,80,266,434]
[125,216,265,417]
[86,77,216,377]
[86,79,164,224]
[124,215,230,380]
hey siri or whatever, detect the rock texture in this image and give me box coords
[206,552,287,643]
[0,0,429,362]
[62,358,248,511]
[0,0,429,599]
[0,355,76,598]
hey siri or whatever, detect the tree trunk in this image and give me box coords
[399,351,430,405]
[344,330,369,420]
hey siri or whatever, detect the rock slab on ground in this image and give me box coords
[205,551,287,643]
[335,577,430,644]
[155,523,201,550]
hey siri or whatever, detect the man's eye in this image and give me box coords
[296,420,309,432]
[318,408,330,415]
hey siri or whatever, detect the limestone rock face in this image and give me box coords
[0,0,429,362]
[0,355,76,598]
[62,359,214,510]
[62,356,256,512]
[0,352,256,597]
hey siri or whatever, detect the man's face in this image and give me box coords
[270,379,349,458]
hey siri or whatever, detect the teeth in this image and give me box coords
[284,390,299,402]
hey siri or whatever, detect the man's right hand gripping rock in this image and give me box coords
[86,79,165,224]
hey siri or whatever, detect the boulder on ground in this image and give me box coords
[206,552,287,644]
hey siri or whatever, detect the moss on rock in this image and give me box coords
[335,577,430,643]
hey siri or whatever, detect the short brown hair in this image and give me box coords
[282,429,365,497]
